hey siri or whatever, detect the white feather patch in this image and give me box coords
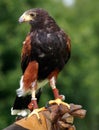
[11,107,30,116]
[16,76,25,97]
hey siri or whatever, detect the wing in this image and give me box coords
[21,34,32,73]
[64,32,71,63]
[29,30,71,79]
[21,30,71,79]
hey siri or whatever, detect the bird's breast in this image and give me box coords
[21,30,70,80]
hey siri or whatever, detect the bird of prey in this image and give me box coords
[11,8,71,117]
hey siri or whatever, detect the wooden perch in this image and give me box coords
[3,102,86,130]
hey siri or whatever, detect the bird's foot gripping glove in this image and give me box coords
[47,98,70,109]
[28,98,47,122]
[4,102,86,130]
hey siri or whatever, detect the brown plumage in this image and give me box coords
[11,8,71,117]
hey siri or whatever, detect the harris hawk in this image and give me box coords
[11,8,71,118]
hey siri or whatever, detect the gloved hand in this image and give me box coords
[4,102,86,130]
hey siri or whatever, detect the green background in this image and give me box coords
[0,0,99,129]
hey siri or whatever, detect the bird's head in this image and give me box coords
[19,8,54,29]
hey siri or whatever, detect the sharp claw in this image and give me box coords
[28,109,41,123]
[45,101,51,108]
[28,109,40,119]
[45,103,52,113]
[49,98,70,109]
[28,107,46,123]
[64,102,70,109]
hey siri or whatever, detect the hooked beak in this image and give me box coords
[19,16,24,23]
[18,13,33,23]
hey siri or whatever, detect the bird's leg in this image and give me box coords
[28,87,46,120]
[28,86,38,112]
[49,76,65,100]
[49,75,70,109]
[28,87,40,119]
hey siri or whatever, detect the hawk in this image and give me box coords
[11,8,71,117]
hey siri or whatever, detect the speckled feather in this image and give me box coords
[21,9,71,80]
[12,8,71,111]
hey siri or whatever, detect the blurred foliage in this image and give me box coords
[0,0,99,129]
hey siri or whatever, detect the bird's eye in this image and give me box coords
[30,13,36,17]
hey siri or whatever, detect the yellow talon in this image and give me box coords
[28,107,46,120]
[49,98,70,109]
[28,109,40,119]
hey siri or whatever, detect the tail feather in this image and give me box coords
[12,88,42,110]
[13,95,31,110]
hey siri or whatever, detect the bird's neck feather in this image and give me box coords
[30,16,60,32]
